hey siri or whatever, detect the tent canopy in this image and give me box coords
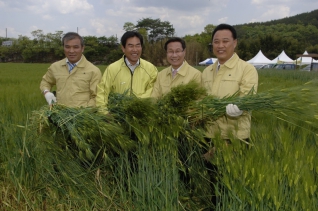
[206,58,213,65]
[271,50,295,63]
[199,58,217,65]
[247,50,275,64]
[296,51,317,64]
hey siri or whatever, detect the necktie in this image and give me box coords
[68,62,76,73]
[172,69,178,78]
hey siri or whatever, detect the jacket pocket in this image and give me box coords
[73,73,90,92]
[219,78,239,96]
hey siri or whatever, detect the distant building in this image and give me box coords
[2,41,13,47]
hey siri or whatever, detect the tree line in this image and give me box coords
[1,10,318,66]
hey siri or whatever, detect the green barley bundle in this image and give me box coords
[30,104,133,165]
[105,85,212,209]
[188,80,318,130]
[188,90,288,123]
[30,79,318,162]
[156,80,207,116]
[108,91,157,126]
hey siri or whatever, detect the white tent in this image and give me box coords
[247,50,275,65]
[199,58,217,65]
[199,58,210,65]
[271,50,295,63]
[296,51,315,64]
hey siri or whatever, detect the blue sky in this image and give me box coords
[1,0,317,40]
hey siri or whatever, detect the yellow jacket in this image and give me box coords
[201,53,258,139]
[151,61,201,98]
[96,56,158,108]
[40,55,102,107]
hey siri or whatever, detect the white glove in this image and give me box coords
[226,104,243,117]
[44,92,57,105]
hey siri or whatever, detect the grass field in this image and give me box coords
[1,63,318,210]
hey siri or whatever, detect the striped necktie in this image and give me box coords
[68,62,76,73]
[172,69,178,78]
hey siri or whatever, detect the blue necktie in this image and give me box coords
[68,62,76,73]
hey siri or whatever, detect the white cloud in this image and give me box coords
[172,15,204,36]
[249,18,259,23]
[58,0,93,14]
[251,0,295,5]
[43,14,54,20]
[89,18,124,37]
[261,6,290,20]
[218,17,229,24]
[20,0,94,14]
[77,27,90,36]
[90,19,108,35]
[130,0,216,11]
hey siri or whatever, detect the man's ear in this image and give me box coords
[233,39,238,49]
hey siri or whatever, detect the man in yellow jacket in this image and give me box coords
[40,32,102,107]
[96,31,158,110]
[202,23,258,210]
[202,23,258,141]
[151,37,201,99]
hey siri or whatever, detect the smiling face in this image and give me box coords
[64,38,84,64]
[121,36,142,65]
[212,29,237,64]
[166,41,185,69]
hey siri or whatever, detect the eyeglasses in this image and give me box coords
[167,49,184,55]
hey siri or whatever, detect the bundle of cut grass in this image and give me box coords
[29,78,317,163]
[30,104,134,165]
[30,79,318,163]
[108,91,157,126]
[156,80,207,116]
[187,80,318,130]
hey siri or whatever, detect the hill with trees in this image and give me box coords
[238,9,318,28]
[234,9,318,60]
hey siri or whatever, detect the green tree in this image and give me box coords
[45,31,64,61]
[0,37,19,62]
[83,36,100,62]
[17,35,33,62]
[123,22,136,31]
[203,24,215,34]
[135,18,175,42]
[97,36,121,64]
[236,39,250,60]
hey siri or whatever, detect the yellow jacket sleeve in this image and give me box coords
[96,67,112,109]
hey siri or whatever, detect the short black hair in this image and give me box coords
[62,32,84,47]
[121,31,144,47]
[164,37,186,51]
[212,24,237,40]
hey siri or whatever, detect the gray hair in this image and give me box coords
[62,32,84,47]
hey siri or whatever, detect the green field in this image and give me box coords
[1,63,318,210]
